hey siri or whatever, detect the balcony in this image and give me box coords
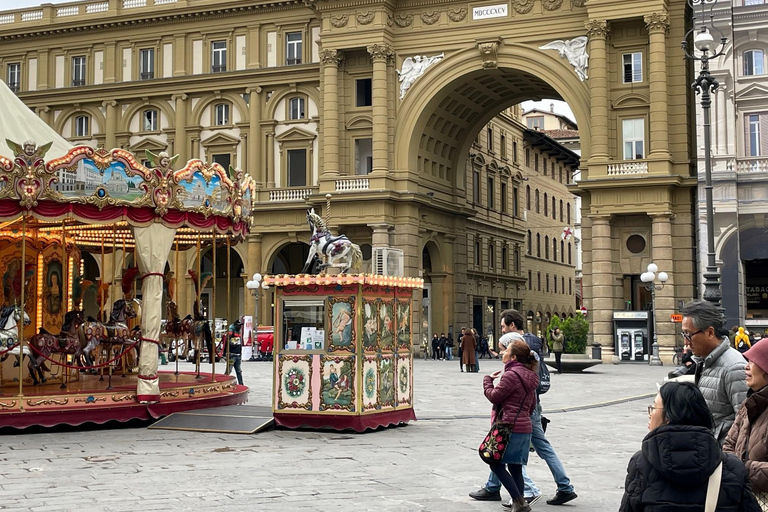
[211,65,226,73]
[72,79,85,87]
[607,161,649,176]
[335,178,370,192]
[268,187,313,202]
[140,72,154,80]
[0,0,181,27]
[286,58,302,66]
[736,159,768,174]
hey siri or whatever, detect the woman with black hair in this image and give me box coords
[620,381,760,512]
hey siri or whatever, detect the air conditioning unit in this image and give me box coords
[372,247,404,276]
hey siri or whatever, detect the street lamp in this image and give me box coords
[682,0,728,307]
[641,263,669,366]
[246,273,264,361]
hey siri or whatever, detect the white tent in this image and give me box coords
[0,80,73,159]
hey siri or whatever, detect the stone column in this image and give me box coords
[172,94,187,162]
[103,100,117,149]
[369,224,393,247]
[367,44,394,175]
[644,12,671,160]
[247,87,263,185]
[585,20,610,161]
[244,234,262,324]
[266,132,275,188]
[319,49,342,177]
[248,24,261,68]
[650,212,676,359]
[174,35,186,77]
[589,214,615,358]
[104,42,116,84]
[36,106,51,126]
[37,52,49,90]
[716,86,727,155]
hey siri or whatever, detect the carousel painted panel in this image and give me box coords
[378,299,396,352]
[396,353,413,407]
[378,354,396,410]
[361,298,379,353]
[361,355,379,412]
[52,159,145,202]
[326,296,356,353]
[396,299,412,351]
[319,355,356,412]
[276,354,312,411]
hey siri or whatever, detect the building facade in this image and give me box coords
[697,0,768,335]
[0,0,696,360]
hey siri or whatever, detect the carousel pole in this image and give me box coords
[195,233,201,379]
[108,226,117,388]
[99,236,105,382]
[18,215,26,398]
[61,220,68,389]
[174,237,180,377]
[225,235,231,376]
[211,229,216,382]
[121,234,127,377]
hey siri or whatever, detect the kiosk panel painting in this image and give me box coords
[379,299,395,352]
[397,354,412,406]
[396,299,411,350]
[327,297,355,352]
[362,299,379,352]
[277,355,312,410]
[320,356,355,412]
[379,355,395,408]
[362,356,379,411]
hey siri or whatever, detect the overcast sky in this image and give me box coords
[0,0,66,9]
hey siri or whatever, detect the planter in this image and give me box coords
[544,353,602,373]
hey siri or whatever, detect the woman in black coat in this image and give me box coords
[620,381,760,512]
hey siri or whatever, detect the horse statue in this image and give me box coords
[301,208,362,274]
[163,300,192,361]
[0,305,31,368]
[189,300,214,376]
[77,299,138,369]
[27,310,85,385]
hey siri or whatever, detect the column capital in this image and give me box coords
[35,106,50,114]
[587,213,613,223]
[245,86,262,95]
[171,93,188,101]
[319,48,343,66]
[102,100,118,108]
[585,19,610,39]
[366,43,394,62]
[649,211,676,221]
[644,12,670,33]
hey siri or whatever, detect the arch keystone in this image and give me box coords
[476,37,504,69]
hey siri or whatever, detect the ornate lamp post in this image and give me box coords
[682,0,727,307]
[245,273,263,361]
[641,263,669,366]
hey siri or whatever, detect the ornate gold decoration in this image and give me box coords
[476,37,503,69]
[447,7,467,22]
[542,0,563,10]
[161,391,179,398]
[585,19,610,38]
[367,43,394,62]
[512,0,535,14]
[0,400,16,409]
[201,386,220,393]
[644,12,670,33]
[277,355,313,411]
[4,139,57,208]
[330,14,348,27]
[394,13,413,27]
[420,11,441,25]
[75,396,107,403]
[319,48,343,66]
[27,398,69,406]
[111,394,136,402]
[356,11,375,25]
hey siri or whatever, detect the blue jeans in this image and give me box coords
[446,347,453,360]
[485,404,574,497]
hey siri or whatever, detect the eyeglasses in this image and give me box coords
[647,405,663,416]
[681,330,704,341]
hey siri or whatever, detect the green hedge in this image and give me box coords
[546,314,589,354]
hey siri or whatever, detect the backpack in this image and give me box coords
[523,332,551,395]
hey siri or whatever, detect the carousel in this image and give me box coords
[0,94,253,430]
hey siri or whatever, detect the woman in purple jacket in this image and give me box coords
[483,340,540,512]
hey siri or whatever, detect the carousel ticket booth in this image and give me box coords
[266,273,421,431]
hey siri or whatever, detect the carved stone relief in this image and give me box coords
[397,53,445,99]
[572,0,586,6]
[420,11,441,25]
[330,14,349,28]
[542,0,563,10]
[447,7,468,22]
[585,19,610,39]
[394,13,413,27]
[539,36,589,81]
[356,11,375,25]
[476,38,503,69]
[512,0,535,14]
[644,12,670,33]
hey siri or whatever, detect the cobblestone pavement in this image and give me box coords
[0,357,671,512]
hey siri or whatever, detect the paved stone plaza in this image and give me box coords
[0,359,671,511]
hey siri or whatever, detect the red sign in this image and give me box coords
[671,314,683,323]
[580,307,588,316]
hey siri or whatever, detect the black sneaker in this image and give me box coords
[526,495,542,505]
[468,488,501,501]
[547,491,578,505]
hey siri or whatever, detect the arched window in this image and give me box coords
[552,238,557,261]
[567,203,571,224]
[546,274,550,293]
[552,196,556,220]
[526,185,531,210]
[544,193,548,216]
[560,240,565,263]
[489,244,495,268]
[544,236,550,259]
[214,103,230,125]
[487,126,493,152]
[559,200,564,222]
[535,190,540,213]
[536,233,541,257]
[744,49,765,76]
[527,230,532,255]
[568,242,572,265]
[561,276,565,294]
[142,109,158,132]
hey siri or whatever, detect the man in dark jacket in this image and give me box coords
[431,333,439,360]
[438,333,447,360]
[226,320,244,385]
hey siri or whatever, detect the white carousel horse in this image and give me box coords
[301,208,362,274]
[0,305,32,366]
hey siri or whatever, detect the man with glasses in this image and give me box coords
[680,300,747,444]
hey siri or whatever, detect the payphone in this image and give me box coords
[618,330,632,361]
[633,331,645,361]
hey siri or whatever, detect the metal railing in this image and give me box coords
[211,65,227,73]
[140,71,155,80]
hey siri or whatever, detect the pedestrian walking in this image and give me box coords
[458,329,465,372]
[724,340,768,509]
[462,328,477,372]
[226,320,244,385]
[472,328,481,372]
[446,333,454,361]
[549,328,564,374]
[431,333,440,360]
[620,381,760,512]
[681,300,748,444]
[421,334,430,360]
[482,340,539,512]
[438,333,447,360]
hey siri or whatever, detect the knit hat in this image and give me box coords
[499,332,524,350]
[744,340,768,373]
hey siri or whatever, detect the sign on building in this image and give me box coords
[472,4,508,20]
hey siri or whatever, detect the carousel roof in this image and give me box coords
[0,80,73,160]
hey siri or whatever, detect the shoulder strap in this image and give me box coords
[704,461,723,512]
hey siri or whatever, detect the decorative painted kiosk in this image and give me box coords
[266,274,422,431]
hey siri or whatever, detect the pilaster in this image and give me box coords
[247,87,263,185]
[320,49,343,177]
[103,100,117,149]
[172,94,187,163]
[650,212,676,355]
[585,20,610,162]
[644,12,671,160]
[366,43,395,176]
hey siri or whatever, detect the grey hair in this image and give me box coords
[680,300,727,337]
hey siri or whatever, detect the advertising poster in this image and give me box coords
[243,316,253,346]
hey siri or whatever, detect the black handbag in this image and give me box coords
[479,372,529,464]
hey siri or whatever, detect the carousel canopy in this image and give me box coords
[0,80,73,160]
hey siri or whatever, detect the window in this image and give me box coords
[528,270,532,290]
[561,276,565,295]
[536,233,541,257]
[546,274,550,293]
[6,63,20,92]
[749,114,761,157]
[513,141,518,163]
[356,79,372,107]
[526,185,531,210]
[553,239,557,261]
[623,118,645,160]
[745,0,766,4]
[214,103,230,126]
[544,193,548,216]
[514,248,520,273]
[525,148,530,167]
[74,115,89,137]
[289,97,306,120]
[502,246,507,270]
[487,127,493,152]
[551,162,556,179]
[501,182,508,213]
[554,275,557,294]
[211,41,227,73]
[473,171,480,204]
[489,244,494,268]
[559,167,563,183]
[487,177,494,209]
[475,240,481,266]
[569,278,572,296]
[568,243,572,265]
[560,240,565,263]
[527,116,544,130]
[535,153,539,172]
[142,109,158,132]
[537,271,541,291]
[512,186,518,216]
[286,32,302,65]
[139,48,155,80]
[545,236,550,259]
[500,134,507,159]
[72,56,86,86]
[535,189,540,213]
[623,52,643,83]
[287,149,307,187]
[527,230,532,255]
[552,196,556,220]
[567,203,571,224]
[354,138,372,175]
[212,153,231,170]
[559,200,564,222]
[744,50,765,76]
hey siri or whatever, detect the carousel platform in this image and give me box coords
[0,371,248,430]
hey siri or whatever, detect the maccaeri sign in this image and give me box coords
[472,4,509,20]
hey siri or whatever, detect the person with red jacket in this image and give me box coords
[483,340,540,512]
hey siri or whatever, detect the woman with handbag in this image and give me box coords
[620,381,760,512]
[482,340,540,512]
[724,340,768,510]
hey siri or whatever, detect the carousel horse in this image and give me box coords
[189,301,213,364]
[163,301,192,360]
[27,310,85,385]
[77,299,137,369]
[0,305,32,369]
[301,208,362,274]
